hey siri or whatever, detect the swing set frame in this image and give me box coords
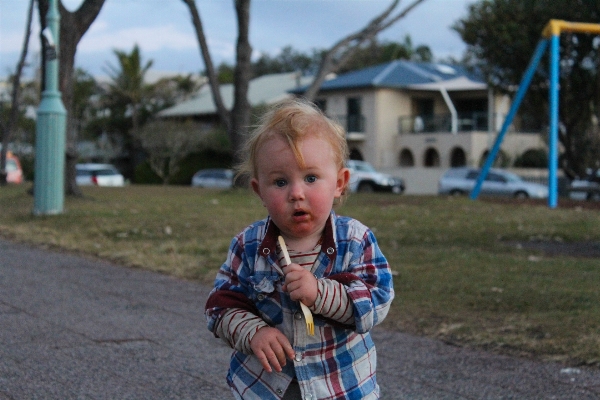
[470,20,600,208]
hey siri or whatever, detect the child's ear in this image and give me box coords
[335,167,350,197]
[251,178,261,198]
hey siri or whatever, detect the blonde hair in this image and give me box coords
[238,98,349,184]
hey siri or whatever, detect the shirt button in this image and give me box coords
[294,353,302,362]
[276,388,283,395]
[257,294,265,301]
[304,395,313,400]
[326,247,335,255]
[262,248,270,255]
[294,312,302,320]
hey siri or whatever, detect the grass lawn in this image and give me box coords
[1,183,599,367]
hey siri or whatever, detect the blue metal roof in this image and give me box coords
[293,60,483,92]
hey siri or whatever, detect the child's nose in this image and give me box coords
[288,181,305,201]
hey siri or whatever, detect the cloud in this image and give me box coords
[78,24,198,53]
[76,22,235,63]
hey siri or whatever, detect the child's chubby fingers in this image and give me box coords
[282,263,303,276]
[250,327,294,373]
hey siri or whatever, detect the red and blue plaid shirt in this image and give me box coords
[206,211,394,399]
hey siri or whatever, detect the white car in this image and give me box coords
[76,163,125,187]
[438,167,548,199]
[346,160,405,194]
[191,168,234,188]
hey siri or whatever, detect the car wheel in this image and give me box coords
[514,191,529,199]
[588,192,600,201]
[392,185,403,194]
[449,189,464,196]
[357,182,374,193]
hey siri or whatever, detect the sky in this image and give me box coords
[0,0,478,80]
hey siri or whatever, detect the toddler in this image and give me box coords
[205,98,394,399]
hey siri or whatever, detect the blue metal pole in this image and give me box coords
[33,0,66,215]
[470,39,549,200]
[548,34,560,208]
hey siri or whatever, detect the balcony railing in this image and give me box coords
[399,112,489,134]
[336,114,365,133]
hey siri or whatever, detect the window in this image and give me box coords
[423,148,440,167]
[450,147,467,167]
[347,97,363,132]
[399,149,415,167]
[314,99,327,112]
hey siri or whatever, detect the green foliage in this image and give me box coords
[514,148,548,168]
[134,149,232,185]
[252,46,320,77]
[216,62,235,84]
[216,38,433,79]
[338,35,433,74]
[134,160,162,184]
[170,149,233,185]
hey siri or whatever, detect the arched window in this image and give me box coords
[450,147,467,167]
[349,148,363,160]
[399,148,415,167]
[424,147,440,167]
[479,149,509,168]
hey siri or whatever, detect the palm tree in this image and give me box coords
[104,44,153,179]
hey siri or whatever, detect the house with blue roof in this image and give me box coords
[292,60,547,193]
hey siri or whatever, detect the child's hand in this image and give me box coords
[282,263,318,307]
[250,327,295,373]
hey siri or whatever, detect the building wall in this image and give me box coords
[319,87,547,174]
[374,89,411,168]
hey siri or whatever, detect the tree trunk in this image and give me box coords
[38,0,106,196]
[230,0,252,166]
[0,0,34,186]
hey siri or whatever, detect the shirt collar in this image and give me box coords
[259,212,337,262]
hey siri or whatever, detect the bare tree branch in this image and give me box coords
[304,0,427,101]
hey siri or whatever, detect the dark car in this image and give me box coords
[568,168,600,201]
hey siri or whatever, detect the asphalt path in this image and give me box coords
[1,239,599,399]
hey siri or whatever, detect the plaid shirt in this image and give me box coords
[206,211,394,399]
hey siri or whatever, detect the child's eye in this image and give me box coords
[305,175,317,183]
[274,179,287,187]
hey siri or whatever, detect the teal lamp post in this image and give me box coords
[33,0,66,215]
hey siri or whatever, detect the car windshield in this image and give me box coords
[351,162,376,172]
[503,172,522,183]
[96,169,118,176]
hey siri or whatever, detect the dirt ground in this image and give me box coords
[482,197,600,258]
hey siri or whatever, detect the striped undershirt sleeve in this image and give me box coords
[310,278,354,324]
[214,308,269,355]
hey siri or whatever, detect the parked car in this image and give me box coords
[76,163,125,187]
[5,152,23,184]
[191,168,234,188]
[568,168,600,201]
[346,160,405,194]
[438,167,548,199]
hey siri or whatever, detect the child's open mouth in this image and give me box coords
[292,209,310,221]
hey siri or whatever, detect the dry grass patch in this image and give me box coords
[1,184,599,367]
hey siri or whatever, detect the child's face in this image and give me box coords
[251,134,349,247]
